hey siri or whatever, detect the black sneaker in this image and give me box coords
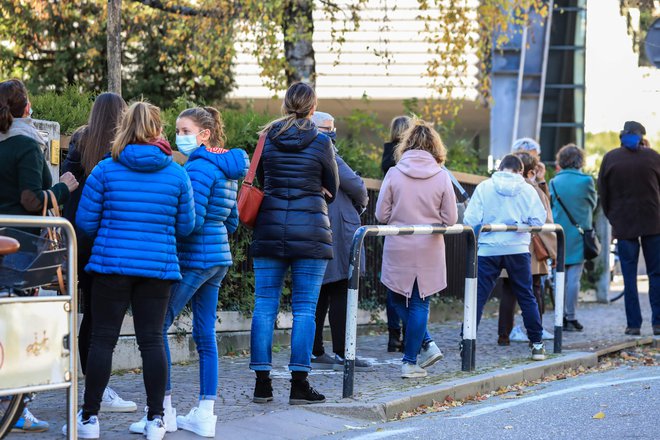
[332,354,373,372]
[253,378,273,404]
[563,319,584,332]
[311,353,340,370]
[289,379,326,405]
[624,327,641,336]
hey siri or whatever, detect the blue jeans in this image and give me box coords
[389,282,433,365]
[618,234,660,328]
[564,263,584,320]
[164,266,229,400]
[476,253,543,343]
[250,257,328,372]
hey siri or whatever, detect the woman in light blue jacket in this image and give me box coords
[549,144,597,332]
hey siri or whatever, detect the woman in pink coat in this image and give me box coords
[375,119,458,379]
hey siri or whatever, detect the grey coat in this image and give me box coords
[323,155,368,284]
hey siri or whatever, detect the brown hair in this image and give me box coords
[389,116,411,144]
[178,106,225,148]
[394,118,447,165]
[514,151,539,178]
[498,154,524,172]
[0,79,29,133]
[77,93,127,175]
[556,143,584,170]
[111,101,162,160]
[260,82,316,137]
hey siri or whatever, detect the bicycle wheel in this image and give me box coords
[0,394,26,439]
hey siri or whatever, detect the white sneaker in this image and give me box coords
[176,407,217,438]
[509,325,530,342]
[144,417,166,440]
[401,363,428,379]
[62,410,99,439]
[129,406,177,434]
[542,329,555,340]
[100,387,137,412]
[418,341,444,369]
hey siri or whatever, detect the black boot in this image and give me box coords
[253,371,273,403]
[289,372,325,405]
[387,328,402,352]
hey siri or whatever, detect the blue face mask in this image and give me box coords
[620,133,642,151]
[176,134,200,156]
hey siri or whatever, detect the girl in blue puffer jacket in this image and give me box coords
[73,102,195,440]
[129,106,248,438]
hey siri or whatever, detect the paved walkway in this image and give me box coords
[11,281,654,439]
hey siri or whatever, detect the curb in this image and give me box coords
[311,338,659,422]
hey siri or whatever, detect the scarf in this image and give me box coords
[0,118,46,147]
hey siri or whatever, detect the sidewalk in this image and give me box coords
[14,281,654,439]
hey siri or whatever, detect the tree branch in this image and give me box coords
[130,0,229,18]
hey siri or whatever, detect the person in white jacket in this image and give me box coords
[463,154,547,360]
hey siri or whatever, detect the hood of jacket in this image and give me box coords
[0,118,46,147]
[268,119,320,152]
[492,171,526,197]
[188,146,249,180]
[118,144,172,172]
[395,150,442,179]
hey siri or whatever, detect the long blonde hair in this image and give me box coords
[389,115,411,144]
[260,82,316,137]
[111,101,162,160]
[394,118,447,165]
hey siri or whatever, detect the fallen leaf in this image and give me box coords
[593,412,606,419]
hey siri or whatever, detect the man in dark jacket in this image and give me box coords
[598,121,660,336]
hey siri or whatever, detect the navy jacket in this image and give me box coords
[177,147,249,269]
[251,120,339,260]
[76,144,195,280]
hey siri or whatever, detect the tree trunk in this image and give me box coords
[283,0,315,87]
[107,0,122,94]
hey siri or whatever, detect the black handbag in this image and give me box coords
[551,181,601,260]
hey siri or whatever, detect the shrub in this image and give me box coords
[31,85,94,135]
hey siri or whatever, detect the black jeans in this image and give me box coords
[83,274,171,419]
[77,236,94,375]
[313,279,348,357]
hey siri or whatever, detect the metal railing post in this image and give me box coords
[461,228,478,372]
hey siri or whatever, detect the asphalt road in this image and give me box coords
[320,365,660,440]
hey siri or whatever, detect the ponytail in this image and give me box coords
[0,104,12,133]
[0,79,29,134]
[260,82,316,137]
[178,106,225,148]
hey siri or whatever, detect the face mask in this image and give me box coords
[176,134,200,156]
[620,133,642,151]
[28,106,33,118]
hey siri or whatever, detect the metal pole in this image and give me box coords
[343,227,367,399]
[64,220,78,440]
[554,227,565,353]
[461,229,478,372]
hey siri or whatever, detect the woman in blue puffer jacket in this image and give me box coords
[73,101,195,440]
[129,107,248,438]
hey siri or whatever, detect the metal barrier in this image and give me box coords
[0,216,77,439]
[342,224,477,399]
[478,223,566,354]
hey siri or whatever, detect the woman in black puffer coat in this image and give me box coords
[249,82,339,406]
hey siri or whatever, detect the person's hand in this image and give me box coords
[535,162,546,182]
[60,172,79,192]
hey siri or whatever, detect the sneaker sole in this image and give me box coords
[419,353,443,369]
[11,427,50,433]
[177,420,216,438]
[289,398,326,405]
[252,397,273,404]
[531,355,547,361]
[401,372,428,379]
[101,403,138,412]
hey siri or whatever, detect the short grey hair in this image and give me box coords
[311,111,334,126]
[511,137,541,154]
[556,143,584,170]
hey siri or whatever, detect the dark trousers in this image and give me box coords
[618,234,660,328]
[83,274,171,419]
[386,288,401,331]
[77,238,94,375]
[313,279,348,357]
[477,253,543,343]
[498,274,544,337]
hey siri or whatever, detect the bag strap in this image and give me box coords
[48,190,61,217]
[551,181,584,235]
[244,132,267,186]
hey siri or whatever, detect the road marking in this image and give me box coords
[452,375,660,418]
[349,428,417,440]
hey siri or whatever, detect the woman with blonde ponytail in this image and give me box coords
[250,82,339,405]
[128,106,248,438]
